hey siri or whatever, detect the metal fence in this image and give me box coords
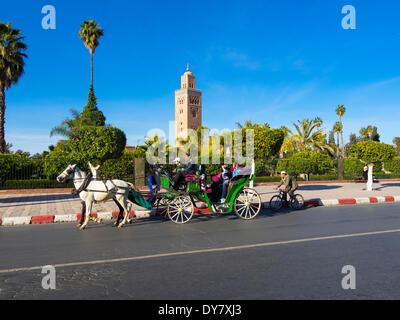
[0,159,141,190]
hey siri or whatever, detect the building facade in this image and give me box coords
[175,65,202,144]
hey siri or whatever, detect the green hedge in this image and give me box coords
[384,157,400,173]
[276,152,335,176]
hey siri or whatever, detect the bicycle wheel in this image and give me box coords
[269,195,283,211]
[290,194,304,210]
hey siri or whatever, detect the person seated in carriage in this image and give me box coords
[218,166,232,203]
[172,152,197,190]
[172,157,185,173]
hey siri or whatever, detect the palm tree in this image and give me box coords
[79,20,104,87]
[359,127,368,141]
[0,23,27,153]
[333,121,342,159]
[289,118,334,154]
[335,104,346,158]
[50,109,83,140]
[235,120,269,129]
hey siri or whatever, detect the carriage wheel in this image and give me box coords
[234,188,261,220]
[157,197,170,218]
[167,196,194,224]
[290,194,304,210]
[269,195,283,211]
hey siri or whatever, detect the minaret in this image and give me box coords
[175,64,202,144]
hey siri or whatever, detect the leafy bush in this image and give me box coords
[255,159,277,176]
[276,151,335,176]
[44,151,72,178]
[350,141,395,164]
[384,157,400,173]
[44,150,139,181]
[254,176,283,183]
[68,126,126,164]
[0,154,43,182]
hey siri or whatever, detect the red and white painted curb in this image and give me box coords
[261,195,400,209]
[0,209,152,226]
[1,195,400,226]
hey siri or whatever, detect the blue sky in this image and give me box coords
[1,0,400,154]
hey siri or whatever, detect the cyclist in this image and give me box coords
[274,171,298,202]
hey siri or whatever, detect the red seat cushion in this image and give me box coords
[185,174,195,181]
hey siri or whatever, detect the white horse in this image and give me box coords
[57,164,133,230]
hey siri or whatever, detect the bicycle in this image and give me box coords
[269,189,304,211]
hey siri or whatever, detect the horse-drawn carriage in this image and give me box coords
[139,168,262,224]
[57,163,262,229]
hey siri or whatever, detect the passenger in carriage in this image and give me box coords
[172,152,197,190]
[218,166,232,203]
[209,165,232,203]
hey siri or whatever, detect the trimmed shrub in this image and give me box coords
[276,152,335,177]
[68,126,127,164]
[384,157,400,173]
[350,141,395,164]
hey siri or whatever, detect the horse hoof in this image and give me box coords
[79,225,86,230]
[118,223,124,228]
[97,219,103,224]
[77,223,82,227]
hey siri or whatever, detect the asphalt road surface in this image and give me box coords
[1,203,400,299]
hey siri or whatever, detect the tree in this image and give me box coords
[0,23,28,153]
[50,88,106,142]
[68,126,126,165]
[335,104,346,158]
[370,126,380,142]
[393,137,400,156]
[333,121,342,158]
[328,131,335,144]
[359,127,369,141]
[276,151,334,180]
[359,125,380,142]
[81,85,106,126]
[14,149,30,158]
[79,20,104,87]
[351,141,395,191]
[4,141,12,153]
[50,109,83,141]
[285,118,334,155]
[235,120,269,129]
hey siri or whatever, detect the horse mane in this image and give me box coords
[74,166,87,178]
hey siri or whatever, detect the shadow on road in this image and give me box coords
[0,194,76,204]
[298,185,342,191]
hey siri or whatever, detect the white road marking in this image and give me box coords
[1,228,400,274]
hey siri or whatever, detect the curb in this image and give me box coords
[260,195,400,209]
[0,209,153,227]
[1,195,400,226]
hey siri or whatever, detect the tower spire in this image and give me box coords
[187,63,190,71]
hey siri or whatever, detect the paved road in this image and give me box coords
[2,181,400,218]
[1,203,400,299]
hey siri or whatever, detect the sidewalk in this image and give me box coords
[1,181,400,224]
[256,180,400,203]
